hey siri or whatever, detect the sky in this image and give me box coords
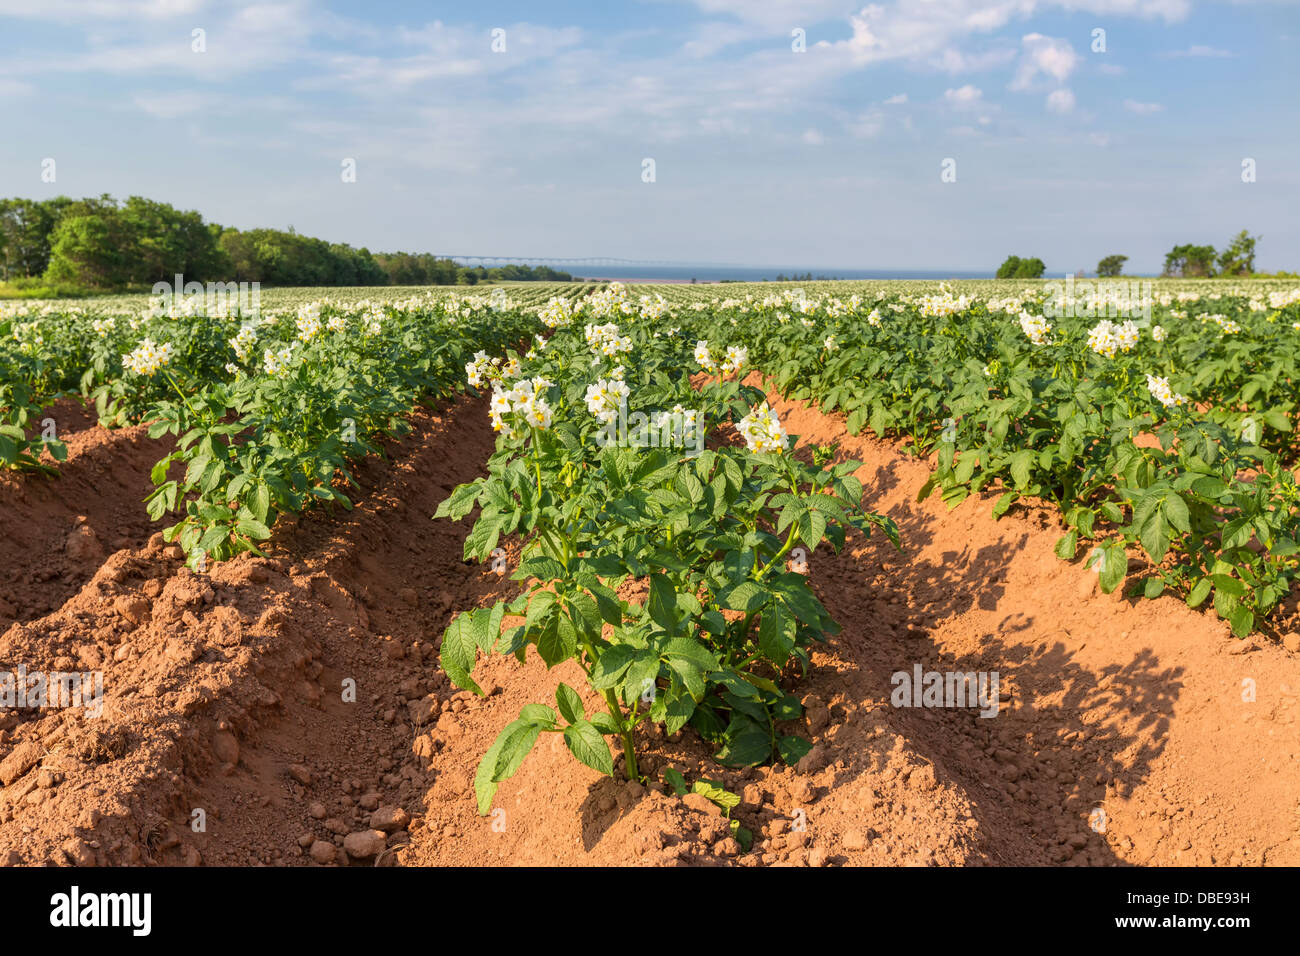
[0,0,1297,274]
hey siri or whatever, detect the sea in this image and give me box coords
[570,266,993,283]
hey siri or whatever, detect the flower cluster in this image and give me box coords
[1208,314,1241,335]
[584,377,630,424]
[490,377,554,436]
[465,350,499,387]
[263,345,296,377]
[1151,325,1166,342]
[1087,319,1139,358]
[1018,311,1052,346]
[91,317,116,337]
[327,315,347,334]
[296,305,322,342]
[229,324,258,361]
[584,322,633,357]
[1145,374,1188,409]
[918,291,972,318]
[736,402,789,454]
[122,338,175,376]
[694,341,746,375]
[538,297,575,329]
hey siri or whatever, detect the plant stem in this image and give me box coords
[602,689,638,780]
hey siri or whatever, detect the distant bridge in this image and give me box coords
[431,255,749,270]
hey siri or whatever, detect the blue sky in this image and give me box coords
[0,0,1296,273]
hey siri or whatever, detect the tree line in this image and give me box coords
[0,195,572,291]
[1001,230,1265,280]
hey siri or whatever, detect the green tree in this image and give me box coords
[1013,257,1046,278]
[996,255,1022,278]
[1162,244,1217,277]
[1096,254,1127,277]
[1217,230,1258,276]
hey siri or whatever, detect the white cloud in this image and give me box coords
[1046,88,1075,112]
[1011,34,1079,90]
[883,93,908,104]
[846,107,885,137]
[1123,98,1164,113]
[0,0,202,20]
[802,128,826,145]
[1166,44,1232,57]
[944,84,985,109]
[132,91,207,117]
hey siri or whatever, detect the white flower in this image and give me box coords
[1018,311,1052,346]
[91,317,116,337]
[295,305,322,342]
[824,335,837,351]
[737,402,788,454]
[465,350,493,387]
[1145,373,1188,409]
[122,338,174,376]
[538,297,575,329]
[229,324,258,361]
[1208,314,1241,335]
[1086,320,1126,358]
[584,322,632,357]
[584,378,630,424]
[1151,325,1166,342]
[722,345,747,375]
[263,345,295,377]
[694,340,718,373]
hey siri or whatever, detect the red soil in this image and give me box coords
[0,386,1297,867]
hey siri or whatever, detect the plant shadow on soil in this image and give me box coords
[794,442,1184,865]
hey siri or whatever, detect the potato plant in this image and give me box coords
[435,290,899,813]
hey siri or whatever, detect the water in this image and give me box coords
[570,266,994,283]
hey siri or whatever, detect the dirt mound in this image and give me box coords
[0,399,165,625]
[1,384,1297,867]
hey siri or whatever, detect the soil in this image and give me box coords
[1,383,1297,867]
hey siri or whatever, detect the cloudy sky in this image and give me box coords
[0,0,1296,273]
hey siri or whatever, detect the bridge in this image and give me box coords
[430,255,750,270]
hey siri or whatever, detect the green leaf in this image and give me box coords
[440,613,484,696]
[663,767,688,796]
[777,734,812,765]
[562,720,614,775]
[691,779,741,810]
[714,716,772,767]
[1186,577,1213,608]
[474,718,542,814]
[589,644,635,690]
[555,682,585,724]
[647,573,678,634]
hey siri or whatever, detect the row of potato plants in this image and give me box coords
[696,288,1300,637]
[3,296,539,561]
[434,288,900,818]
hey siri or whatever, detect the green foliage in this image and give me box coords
[1096,254,1127,277]
[997,255,1046,278]
[434,299,899,812]
[1163,244,1218,278]
[1217,230,1258,277]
